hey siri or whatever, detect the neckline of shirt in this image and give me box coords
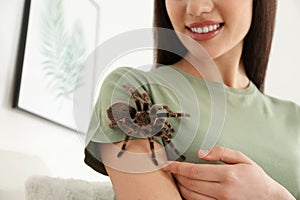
[156,65,258,96]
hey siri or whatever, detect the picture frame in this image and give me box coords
[13,0,100,134]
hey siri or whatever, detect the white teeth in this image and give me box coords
[191,24,221,34]
[197,27,203,33]
[203,27,209,33]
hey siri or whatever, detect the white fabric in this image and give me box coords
[25,176,114,200]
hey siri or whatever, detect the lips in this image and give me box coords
[191,24,220,34]
[186,21,224,41]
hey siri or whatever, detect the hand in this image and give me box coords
[163,146,295,200]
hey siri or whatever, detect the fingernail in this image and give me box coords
[198,149,209,158]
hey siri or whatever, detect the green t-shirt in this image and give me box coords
[84,66,300,198]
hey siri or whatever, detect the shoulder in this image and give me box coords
[103,66,143,82]
[98,67,174,108]
[104,65,193,84]
[106,66,176,78]
[101,66,185,93]
[99,67,148,97]
[262,94,300,126]
[263,94,300,113]
[102,66,156,88]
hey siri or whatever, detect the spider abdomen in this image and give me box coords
[106,84,190,166]
[135,111,151,126]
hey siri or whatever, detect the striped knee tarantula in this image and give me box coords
[106,84,190,166]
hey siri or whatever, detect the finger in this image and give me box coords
[175,175,220,198]
[178,182,216,200]
[163,161,223,182]
[199,146,254,164]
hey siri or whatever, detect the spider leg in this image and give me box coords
[160,126,172,137]
[161,129,171,137]
[159,105,190,118]
[148,136,158,166]
[162,105,170,111]
[106,107,118,128]
[123,84,143,111]
[164,120,175,132]
[162,137,186,161]
[157,112,190,118]
[117,134,131,157]
[132,93,143,111]
[108,120,117,128]
[140,92,151,111]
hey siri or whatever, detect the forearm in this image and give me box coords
[106,165,182,200]
[100,140,182,200]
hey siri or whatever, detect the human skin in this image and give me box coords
[163,146,296,200]
[163,0,295,199]
[102,0,296,199]
[165,0,252,89]
[101,140,182,200]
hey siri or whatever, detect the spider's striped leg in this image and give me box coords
[132,93,143,111]
[117,134,131,157]
[123,84,143,111]
[148,136,158,166]
[159,132,171,147]
[162,137,186,161]
[140,91,151,111]
[160,126,172,138]
[162,105,170,111]
[164,120,175,132]
[142,92,150,111]
[160,105,190,118]
[157,112,190,118]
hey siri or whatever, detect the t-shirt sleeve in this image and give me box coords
[84,67,154,175]
[84,66,193,176]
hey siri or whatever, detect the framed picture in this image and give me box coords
[13,0,100,133]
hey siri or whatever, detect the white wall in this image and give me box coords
[265,0,300,104]
[0,0,153,198]
[0,0,106,182]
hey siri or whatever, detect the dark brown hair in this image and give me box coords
[153,0,277,92]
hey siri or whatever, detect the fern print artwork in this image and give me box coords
[40,0,87,101]
[15,0,98,131]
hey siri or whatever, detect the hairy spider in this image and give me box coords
[106,84,190,166]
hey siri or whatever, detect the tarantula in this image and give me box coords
[106,84,190,166]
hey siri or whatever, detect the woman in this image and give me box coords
[84,0,299,199]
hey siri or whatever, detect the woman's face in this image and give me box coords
[165,0,253,59]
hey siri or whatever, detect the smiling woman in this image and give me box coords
[165,0,253,60]
[84,0,299,199]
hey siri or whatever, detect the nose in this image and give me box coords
[186,0,214,16]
